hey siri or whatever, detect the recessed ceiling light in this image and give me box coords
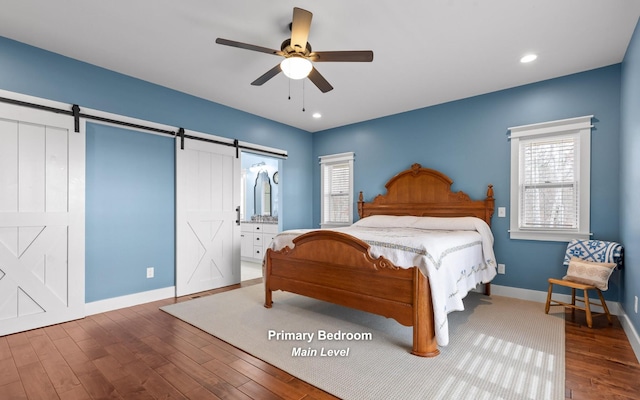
[312,113,322,119]
[520,54,537,63]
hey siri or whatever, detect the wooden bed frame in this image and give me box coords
[264,163,494,357]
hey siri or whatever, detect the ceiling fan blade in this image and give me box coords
[307,67,333,93]
[290,8,312,54]
[251,64,282,86]
[216,38,283,56]
[310,51,374,62]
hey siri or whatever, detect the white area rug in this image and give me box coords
[161,285,565,400]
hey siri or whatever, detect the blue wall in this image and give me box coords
[313,65,623,300]
[85,124,175,301]
[0,36,314,302]
[621,21,640,334]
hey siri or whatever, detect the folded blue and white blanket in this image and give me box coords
[563,239,624,269]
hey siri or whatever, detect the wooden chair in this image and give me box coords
[545,239,623,328]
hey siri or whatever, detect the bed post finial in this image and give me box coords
[410,163,422,175]
[486,184,495,224]
[358,191,364,218]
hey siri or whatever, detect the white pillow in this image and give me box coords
[352,215,420,228]
[410,216,485,231]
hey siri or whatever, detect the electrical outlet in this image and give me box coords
[498,263,505,274]
[635,296,638,314]
[147,267,154,279]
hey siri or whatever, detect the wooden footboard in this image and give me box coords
[264,230,439,357]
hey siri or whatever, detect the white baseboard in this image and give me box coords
[490,284,550,304]
[491,284,639,363]
[490,284,622,314]
[85,286,176,316]
[620,312,640,363]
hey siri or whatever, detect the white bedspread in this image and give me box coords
[268,216,497,347]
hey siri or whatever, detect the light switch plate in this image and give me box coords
[498,207,506,217]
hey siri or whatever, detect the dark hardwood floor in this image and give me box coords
[564,308,640,399]
[1,280,639,399]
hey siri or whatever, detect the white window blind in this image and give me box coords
[320,152,354,228]
[520,136,578,229]
[509,116,591,241]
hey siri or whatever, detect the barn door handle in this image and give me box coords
[236,206,241,226]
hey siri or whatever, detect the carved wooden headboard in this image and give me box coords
[357,163,495,225]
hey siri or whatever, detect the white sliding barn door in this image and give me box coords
[0,102,85,336]
[176,136,241,296]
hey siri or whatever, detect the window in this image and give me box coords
[320,152,354,228]
[509,116,592,241]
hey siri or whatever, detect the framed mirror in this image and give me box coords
[254,170,272,216]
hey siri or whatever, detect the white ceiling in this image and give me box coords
[1,1,639,132]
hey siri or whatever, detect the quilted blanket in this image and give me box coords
[268,216,497,346]
[563,239,624,269]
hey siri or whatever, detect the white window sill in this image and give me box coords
[509,230,591,242]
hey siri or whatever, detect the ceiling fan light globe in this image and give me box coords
[281,57,312,79]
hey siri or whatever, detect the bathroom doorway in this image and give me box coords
[240,152,282,281]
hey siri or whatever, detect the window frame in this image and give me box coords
[509,116,592,242]
[319,152,355,228]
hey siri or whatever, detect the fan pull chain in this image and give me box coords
[302,80,306,112]
[288,78,291,100]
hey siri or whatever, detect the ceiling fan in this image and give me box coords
[215,7,373,93]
